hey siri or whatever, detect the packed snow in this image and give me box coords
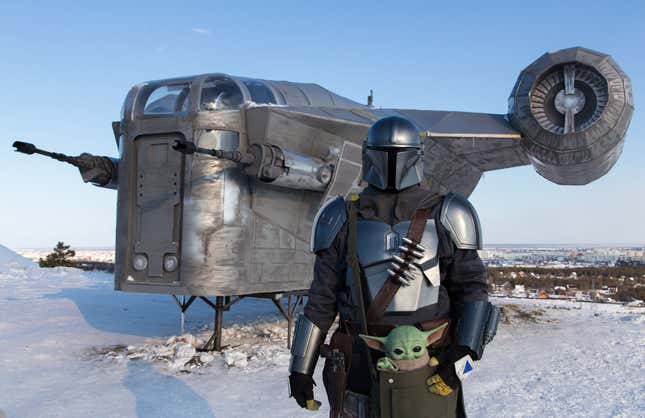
[0,243,643,418]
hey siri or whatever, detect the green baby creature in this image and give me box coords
[360,323,448,372]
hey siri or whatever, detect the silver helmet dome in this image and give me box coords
[362,116,424,190]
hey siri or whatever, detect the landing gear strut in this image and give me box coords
[171,291,307,351]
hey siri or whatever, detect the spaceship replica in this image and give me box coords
[13,47,633,349]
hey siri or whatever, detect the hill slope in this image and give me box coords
[0,247,643,417]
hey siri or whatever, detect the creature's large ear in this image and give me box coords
[359,334,387,352]
[423,322,449,346]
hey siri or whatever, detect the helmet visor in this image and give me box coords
[363,146,423,190]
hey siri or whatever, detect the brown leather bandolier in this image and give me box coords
[366,202,436,324]
[345,197,448,334]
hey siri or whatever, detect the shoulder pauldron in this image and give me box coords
[310,195,347,253]
[440,192,483,250]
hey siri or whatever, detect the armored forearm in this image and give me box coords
[454,300,500,360]
[427,301,499,392]
[289,314,326,375]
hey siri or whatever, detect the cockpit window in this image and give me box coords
[144,84,190,115]
[200,77,244,111]
[242,80,277,104]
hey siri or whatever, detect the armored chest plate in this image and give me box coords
[353,219,441,312]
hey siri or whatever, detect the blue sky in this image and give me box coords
[1,0,643,248]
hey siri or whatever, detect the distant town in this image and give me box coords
[16,244,645,306]
[481,245,645,306]
[480,244,645,268]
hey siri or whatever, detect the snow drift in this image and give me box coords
[0,243,35,272]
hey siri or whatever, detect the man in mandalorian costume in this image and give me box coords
[288,116,500,418]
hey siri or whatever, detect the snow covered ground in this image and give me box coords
[0,243,643,418]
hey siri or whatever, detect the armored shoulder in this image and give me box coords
[310,195,347,253]
[440,192,483,250]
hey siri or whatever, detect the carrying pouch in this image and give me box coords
[378,365,458,418]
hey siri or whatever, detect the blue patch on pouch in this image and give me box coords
[464,361,473,373]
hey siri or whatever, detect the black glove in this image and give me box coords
[435,362,460,391]
[289,372,320,410]
[429,345,472,393]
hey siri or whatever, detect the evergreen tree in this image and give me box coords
[39,241,76,268]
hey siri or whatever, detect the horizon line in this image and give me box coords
[10,242,645,250]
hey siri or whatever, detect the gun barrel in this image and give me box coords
[12,141,94,169]
[172,140,256,164]
[13,141,38,155]
[195,147,256,164]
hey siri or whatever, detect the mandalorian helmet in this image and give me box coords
[362,116,424,190]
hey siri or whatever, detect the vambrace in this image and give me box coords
[454,301,500,360]
[289,314,326,375]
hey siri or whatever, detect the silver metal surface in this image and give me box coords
[320,141,362,203]
[355,219,441,312]
[362,116,424,191]
[197,129,240,152]
[394,148,424,190]
[396,220,441,287]
[363,263,439,312]
[362,148,388,190]
[133,135,181,280]
[527,61,610,136]
[310,195,347,252]
[355,220,393,266]
[555,89,586,115]
[362,146,424,191]
[555,89,585,116]
[402,237,425,252]
[289,314,324,375]
[133,254,148,271]
[564,63,576,95]
[511,47,632,186]
[163,255,179,272]
[270,148,333,191]
[558,64,583,134]
[440,193,482,250]
[366,116,421,148]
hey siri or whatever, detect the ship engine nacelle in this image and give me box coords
[508,47,634,185]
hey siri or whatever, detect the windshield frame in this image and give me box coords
[194,74,251,113]
[132,77,195,120]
